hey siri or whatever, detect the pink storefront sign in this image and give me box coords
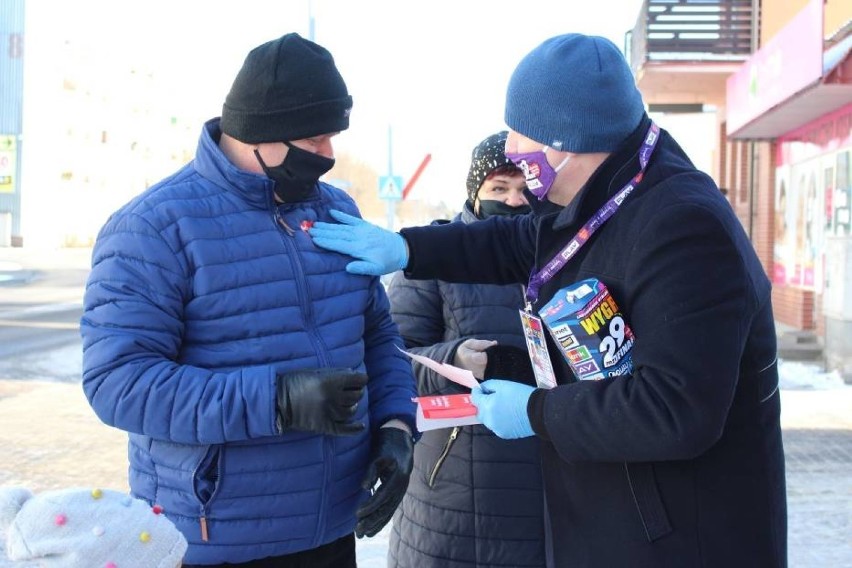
[726,0,823,135]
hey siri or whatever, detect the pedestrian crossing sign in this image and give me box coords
[378,175,403,200]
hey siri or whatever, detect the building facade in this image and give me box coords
[0,0,25,247]
[0,3,200,248]
[630,0,852,378]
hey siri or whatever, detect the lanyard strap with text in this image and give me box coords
[525,122,661,307]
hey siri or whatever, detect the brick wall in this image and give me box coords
[772,286,817,329]
[720,125,820,332]
[815,292,826,337]
[753,143,775,271]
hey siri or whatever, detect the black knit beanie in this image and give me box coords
[220,33,353,143]
[465,131,519,205]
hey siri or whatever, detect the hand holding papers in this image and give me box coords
[402,350,482,391]
[400,349,482,432]
[414,394,480,431]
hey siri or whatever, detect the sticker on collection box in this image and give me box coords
[539,278,635,381]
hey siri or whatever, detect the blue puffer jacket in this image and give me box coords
[80,118,417,565]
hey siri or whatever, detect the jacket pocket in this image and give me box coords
[428,427,460,488]
[193,445,222,506]
[624,462,672,542]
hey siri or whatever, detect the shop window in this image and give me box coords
[835,150,850,235]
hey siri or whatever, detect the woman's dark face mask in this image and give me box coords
[254,142,335,203]
[522,188,563,217]
[477,199,532,219]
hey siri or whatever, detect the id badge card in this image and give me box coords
[519,310,557,389]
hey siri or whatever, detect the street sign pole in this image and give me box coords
[377,125,406,230]
[386,125,395,231]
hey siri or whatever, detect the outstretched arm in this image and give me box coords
[310,209,536,284]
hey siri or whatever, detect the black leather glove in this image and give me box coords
[276,368,368,436]
[355,427,414,538]
[484,344,538,386]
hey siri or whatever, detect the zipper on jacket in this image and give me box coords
[269,199,330,366]
[312,436,334,548]
[269,198,334,547]
[267,189,296,237]
[274,208,296,236]
[192,446,222,543]
[428,427,460,487]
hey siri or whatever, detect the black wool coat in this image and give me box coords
[400,116,787,568]
[386,204,547,568]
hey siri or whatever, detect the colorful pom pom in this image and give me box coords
[54,513,67,526]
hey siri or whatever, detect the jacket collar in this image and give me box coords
[460,201,478,224]
[552,114,652,231]
[193,118,275,210]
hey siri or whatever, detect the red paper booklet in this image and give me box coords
[413,393,481,432]
[400,348,483,432]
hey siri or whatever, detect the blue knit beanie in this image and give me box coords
[505,34,645,153]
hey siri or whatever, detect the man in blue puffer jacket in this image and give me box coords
[80,33,417,567]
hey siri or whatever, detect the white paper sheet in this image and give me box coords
[399,348,482,391]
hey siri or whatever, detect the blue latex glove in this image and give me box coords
[470,379,536,439]
[309,210,409,275]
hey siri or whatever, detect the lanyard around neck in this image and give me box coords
[525,122,661,307]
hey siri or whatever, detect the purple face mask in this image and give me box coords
[505,147,570,200]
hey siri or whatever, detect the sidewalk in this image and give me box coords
[779,383,852,567]
[0,377,396,566]
[0,246,91,308]
[1,375,850,566]
[0,380,127,492]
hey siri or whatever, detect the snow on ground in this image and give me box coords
[778,359,852,430]
[779,359,847,390]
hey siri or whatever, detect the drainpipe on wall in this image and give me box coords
[747,0,761,241]
[748,142,757,240]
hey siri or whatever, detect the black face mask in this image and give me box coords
[526,196,563,217]
[477,200,532,219]
[254,142,335,203]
